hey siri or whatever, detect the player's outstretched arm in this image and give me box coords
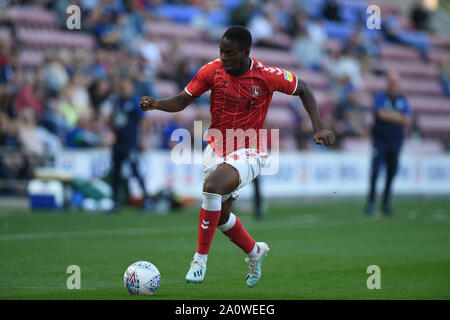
[140,90,197,113]
[293,78,335,146]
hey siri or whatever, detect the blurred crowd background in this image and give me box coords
[0,0,449,195]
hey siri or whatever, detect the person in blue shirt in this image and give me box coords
[365,71,412,216]
[110,77,152,212]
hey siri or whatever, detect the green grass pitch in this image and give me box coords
[0,199,449,300]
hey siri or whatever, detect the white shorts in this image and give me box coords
[202,144,268,202]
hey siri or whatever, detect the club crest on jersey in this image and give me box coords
[284,70,294,82]
[250,86,261,97]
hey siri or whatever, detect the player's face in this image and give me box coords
[220,37,249,76]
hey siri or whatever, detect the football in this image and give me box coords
[123,261,161,296]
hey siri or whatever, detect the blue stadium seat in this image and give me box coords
[156,4,202,24]
[302,0,325,18]
[208,10,229,26]
[323,20,355,40]
[398,31,430,50]
[221,0,243,10]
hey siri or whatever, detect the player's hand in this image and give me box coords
[313,128,335,146]
[140,96,157,111]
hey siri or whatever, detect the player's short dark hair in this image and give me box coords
[222,26,252,50]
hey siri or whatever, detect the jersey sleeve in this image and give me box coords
[265,67,299,95]
[185,60,217,97]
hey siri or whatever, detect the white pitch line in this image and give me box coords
[0,215,343,241]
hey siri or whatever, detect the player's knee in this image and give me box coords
[202,178,226,195]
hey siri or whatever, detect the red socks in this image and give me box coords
[219,213,256,254]
[196,207,221,254]
[196,192,222,255]
[195,193,257,258]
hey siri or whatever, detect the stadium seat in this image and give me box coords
[379,43,420,60]
[144,21,203,41]
[430,34,450,51]
[323,20,355,40]
[155,80,179,97]
[373,59,438,78]
[251,47,296,69]
[0,28,11,43]
[294,69,330,88]
[18,49,44,68]
[408,95,450,115]
[7,6,58,28]
[155,3,202,24]
[364,75,444,96]
[266,107,297,128]
[417,115,450,133]
[429,49,450,64]
[16,27,95,49]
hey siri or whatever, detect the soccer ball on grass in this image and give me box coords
[123,261,161,295]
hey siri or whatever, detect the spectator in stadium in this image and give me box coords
[288,102,313,150]
[0,111,19,147]
[438,61,450,97]
[346,26,380,59]
[229,0,255,27]
[159,39,194,91]
[322,0,341,21]
[247,7,279,48]
[109,77,153,212]
[39,99,69,141]
[90,7,122,49]
[117,0,145,49]
[307,16,327,49]
[381,11,430,61]
[410,0,430,31]
[88,77,113,115]
[64,71,93,119]
[0,40,16,112]
[16,106,62,155]
[13,72,44,118]
[291,25,324,71]
[66,114,103,148]
[190,0,225,41]
[331,74,367,144]
[160,112,188,150]
[365,71,412,216]
[324,46,364,90]
[0,151,31,195]
[41,54,70,98]
[129,54,159,100]
[135,32,162,79]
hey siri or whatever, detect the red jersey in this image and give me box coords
[185,58,298,156]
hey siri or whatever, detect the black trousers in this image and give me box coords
[112,148,147,204]
[367,139,402,206]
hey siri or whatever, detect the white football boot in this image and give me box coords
[245,242,270,288]
[185,258,207,283]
